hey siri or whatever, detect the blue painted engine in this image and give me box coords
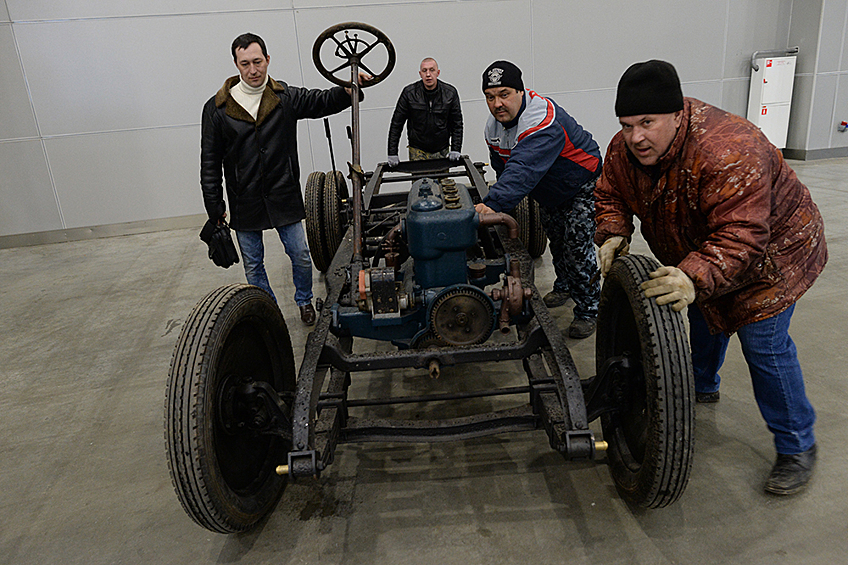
[331,177,524,348]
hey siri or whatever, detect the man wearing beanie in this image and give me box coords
[386,57,463,165]
[201,33,363,325]
[595,59,827,495]
[477,61,603,339]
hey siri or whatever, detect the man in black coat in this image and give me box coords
[386,58,463,165]
[201,33,356,325]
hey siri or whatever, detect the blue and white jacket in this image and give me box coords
[483,90,601,212]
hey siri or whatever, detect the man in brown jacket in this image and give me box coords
[595,60,827,495]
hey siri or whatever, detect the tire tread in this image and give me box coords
[165,284,293,532]
[598,254,694,508]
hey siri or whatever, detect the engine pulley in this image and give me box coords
[429,285,495,346]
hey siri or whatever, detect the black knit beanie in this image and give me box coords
[615,60,684,117]
[482,61,524,92]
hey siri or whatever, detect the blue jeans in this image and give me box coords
[235,223,313,307]
[688,303,816,454]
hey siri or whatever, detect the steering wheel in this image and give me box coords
[312,22,395,88]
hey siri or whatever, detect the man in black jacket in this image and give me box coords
[387,58,463,165]
[201,33,357,325]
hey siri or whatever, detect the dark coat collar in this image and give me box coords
[214,76,286,125]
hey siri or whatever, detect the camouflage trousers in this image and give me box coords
[408,146,448,161]
[538,177,600,320]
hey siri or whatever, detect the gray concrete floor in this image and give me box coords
[1,158,847,565]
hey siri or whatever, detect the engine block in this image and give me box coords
[406,178,479,289]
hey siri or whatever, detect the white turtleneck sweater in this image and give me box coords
[230,75,268,120]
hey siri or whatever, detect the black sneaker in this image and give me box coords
[764,444,817,495]
[543,289,570,308]
[696,391,721,403]
[568,317,596,339]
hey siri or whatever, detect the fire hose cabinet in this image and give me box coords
[747,49,798,149]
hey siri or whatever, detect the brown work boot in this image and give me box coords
[299,303,316,326]
[543,289,570,308]
[568,317,596,339]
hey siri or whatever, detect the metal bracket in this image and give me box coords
[561,430,595,460]
[287,450,320,479]
[751,46,799,71]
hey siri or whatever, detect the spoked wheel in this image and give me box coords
[596,254,694,508]
[312,22,395,88]
[165,284,296,533]
[305,171,332,272]
[323,170,349,261]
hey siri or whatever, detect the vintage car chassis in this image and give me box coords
[164,23,694,534]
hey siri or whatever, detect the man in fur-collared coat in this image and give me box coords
[595,60,827,496]
[201,32,356,325]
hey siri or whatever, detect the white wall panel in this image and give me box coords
[14,11,298,136]
[832,75,848,147]
[544,90,617,155]
[789,0,823,75]
[0,23,37,140]
[292,0,440,7]
[808,73,838,149]
[0,0,844,242]
[682,81,723,110]
[0,140,60,235]
[6,1,287,21]
[724,0,792,80]
[533,0,724,96]
[293,1,532,114]
[721,77,752,118]
[843,13,848,72]
[787,74,813,148]
[818,0,848,72]
[44,127,201,229]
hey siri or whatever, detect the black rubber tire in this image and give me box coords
[165,284,296,533]
[305,171,332,272]
[510,196,532,252]
[597,254,694,508]
[509,197,546,258]
[324,170,349,262]
[526,198,547,258]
